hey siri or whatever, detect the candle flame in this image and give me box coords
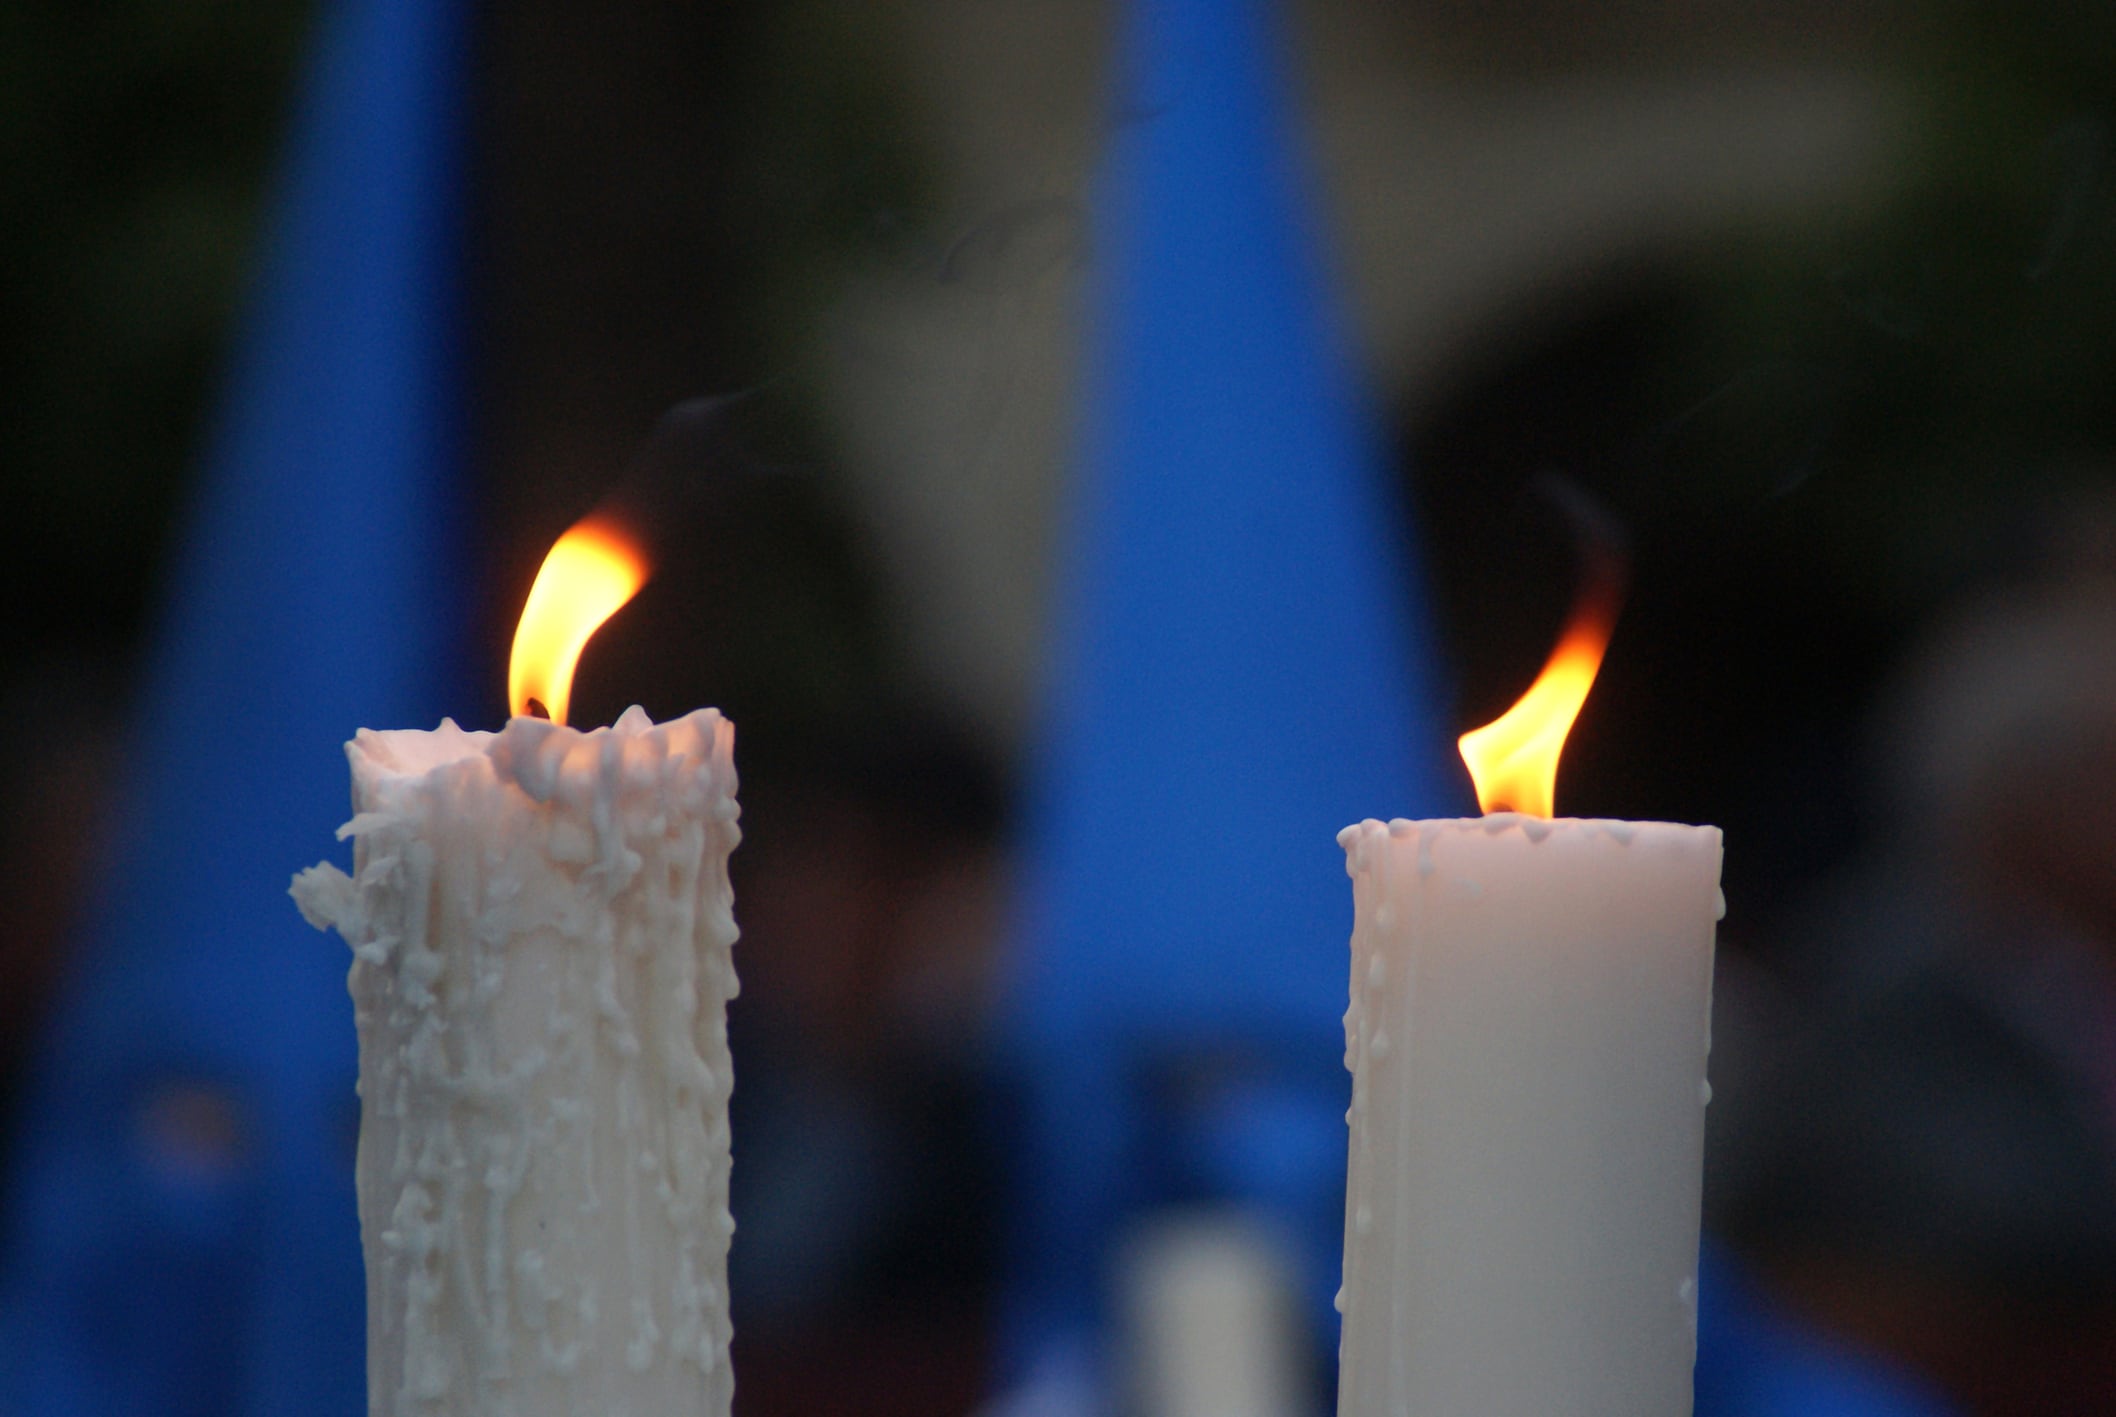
[1457,595,1617,819]
[507,519,648,726]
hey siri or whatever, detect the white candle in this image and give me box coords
[292,705,740,1417]
[1121,1214,1308,1417]
[1333,813,1720,1416]
[1334,549,1721,1414]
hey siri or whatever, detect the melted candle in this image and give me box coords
[293,705,739,1417]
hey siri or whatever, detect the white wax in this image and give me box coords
[1334,814,1721,1417]
[292,705,740,1417]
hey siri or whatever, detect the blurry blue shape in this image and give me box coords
[1695,1242,1963,1417]
[0,0,464,1412]
[1001,0,1456,1397]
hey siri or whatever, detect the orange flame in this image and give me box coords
[507,518,649,726]
[1457,596,1617,818]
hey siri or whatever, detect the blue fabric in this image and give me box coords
[1003,0,1457,1378]
[0,1,464,1412]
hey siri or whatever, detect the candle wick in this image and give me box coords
[525,697,551,721]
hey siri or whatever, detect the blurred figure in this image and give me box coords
[992,3,1457,1414]
[0,0,466,1411]
[726,708,1011,1417]
[0,662,123,1166]
[1708,507,2116,1416]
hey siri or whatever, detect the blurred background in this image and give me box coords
[4,1,2116,1414]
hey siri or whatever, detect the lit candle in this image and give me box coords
[290,519,740,1417]
[1334,592,1722,1416]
